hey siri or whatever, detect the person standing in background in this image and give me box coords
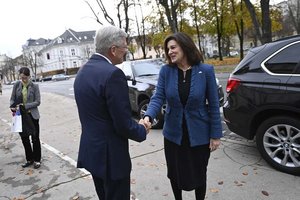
[10,67,41,169]
[74,26,150,200]
[143,32,223,200]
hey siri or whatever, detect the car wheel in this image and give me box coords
[256,116,300,175]
[138,99,164,129]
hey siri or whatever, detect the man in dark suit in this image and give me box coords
[74,26,150,200]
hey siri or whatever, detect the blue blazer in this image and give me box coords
[145,63,222,147]
[74,54,147,180]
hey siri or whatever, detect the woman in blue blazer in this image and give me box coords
[144,32,223,200]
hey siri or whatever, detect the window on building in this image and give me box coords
[60,50,64,56]
[46,53,50,60]
[71,49,76,56]
[57,37,62,44]
[73,61,78,67]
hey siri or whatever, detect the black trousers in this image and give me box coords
[92,175,130,200]
[20,114,41,162]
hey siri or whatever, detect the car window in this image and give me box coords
[264,42,300,74]
[133,63,161,77]
[121,63,133,77]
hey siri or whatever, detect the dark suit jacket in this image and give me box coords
[74,54,147,180]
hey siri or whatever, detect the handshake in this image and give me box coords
[138,116,152,134]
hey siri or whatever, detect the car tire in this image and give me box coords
[256,116,300,176]
[138,99,164,129]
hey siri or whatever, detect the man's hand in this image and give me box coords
[139,118,152,134]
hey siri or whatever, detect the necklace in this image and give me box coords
[181,66,191,83]
[180,66,192,72]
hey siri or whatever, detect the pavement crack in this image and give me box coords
[222,141,261,166]
[0,196,11,200]
[22,174,90,199]
[131,147,164,159]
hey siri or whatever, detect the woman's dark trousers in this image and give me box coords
[20,115,41,162]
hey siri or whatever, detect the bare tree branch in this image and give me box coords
[95,0,115,25]
[85,1,103,25]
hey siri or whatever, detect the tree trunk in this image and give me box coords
[159,0,180,33]
[243,0,262,45]
[230,0,244,60]
[214,0,223,61]
[260,0,272,43]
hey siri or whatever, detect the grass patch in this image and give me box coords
[205,57,240,73]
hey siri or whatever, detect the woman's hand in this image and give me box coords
[209,138,221,152]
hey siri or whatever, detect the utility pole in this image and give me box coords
[34,52,37,81]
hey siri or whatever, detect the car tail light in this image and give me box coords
[226,78,241,93]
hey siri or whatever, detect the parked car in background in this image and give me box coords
[40,76,52,82]
[223,35,300,175]
[51,74,70,81]
[228,50,239,57]
[118,58,224,129]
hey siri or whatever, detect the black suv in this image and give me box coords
[223,35,300,175]
[118,59,224,129]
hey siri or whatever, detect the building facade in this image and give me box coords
[22,29,95,77]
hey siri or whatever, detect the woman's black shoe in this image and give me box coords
[22,161,33,168]
[33,162,41,169]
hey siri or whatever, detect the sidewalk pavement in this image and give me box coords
[0,85,299,200]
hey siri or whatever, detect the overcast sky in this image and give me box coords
[0,0,284,58]
[0,0,114,57]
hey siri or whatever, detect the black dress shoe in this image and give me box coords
[21,161,33,168]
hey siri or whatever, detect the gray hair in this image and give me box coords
[94,26,128,54]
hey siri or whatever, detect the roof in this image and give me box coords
[49,29,95,46]
[26,38,52,46]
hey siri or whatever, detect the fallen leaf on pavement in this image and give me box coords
[209,188,219,193]
[136,162,145,166]
[13,197,25,200]
[36,188,44,193]
[72,195,79,200]
[242,172,248,176]
[218,181,224,185]
[131,179,136,184]
[262,190,269,196]
[25,169,34,175]
[234,181,244,186]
